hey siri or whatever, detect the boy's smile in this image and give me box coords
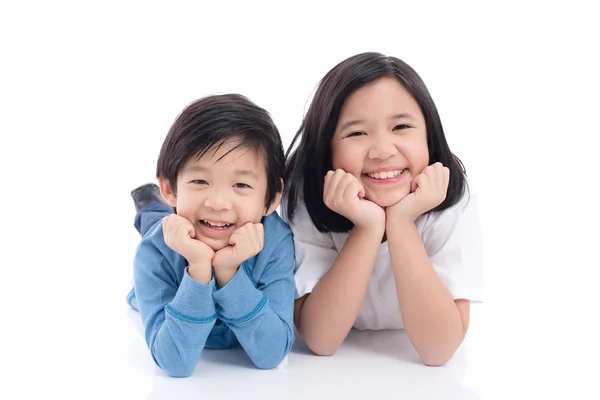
[161,139,276,251]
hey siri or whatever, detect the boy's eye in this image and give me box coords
[234,183,252,189]
[393,124,411,131]
[345,131,365,138]
[191,179,208,185]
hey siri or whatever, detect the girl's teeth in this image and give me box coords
[368,170,403,179]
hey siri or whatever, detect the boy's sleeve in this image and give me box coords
[212,230,295,369]
[133,233,217,378]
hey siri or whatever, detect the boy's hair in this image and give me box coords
[284,52,468,233]
[157,94,285,209]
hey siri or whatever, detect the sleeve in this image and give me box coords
[422,191,485,303]
[281,202,339,299]
[133,234,217,378]
[212,231,296,369]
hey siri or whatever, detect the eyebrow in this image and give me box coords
[186,165,259,179]
[338,113,415,132]
[233,169,259,179]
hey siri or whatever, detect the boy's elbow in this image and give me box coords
[164,368,194,378]
[253,355,286,370]
[154,358,195,378]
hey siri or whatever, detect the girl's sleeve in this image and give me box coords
[421,191,485,303]
[281,202,339,299]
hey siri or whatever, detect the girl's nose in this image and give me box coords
[368,134,397,160]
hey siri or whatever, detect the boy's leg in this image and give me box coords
[128,183,173,311]
[134,202,173,237]
[131,183,174,236]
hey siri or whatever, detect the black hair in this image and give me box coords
[157,94,285,209]
[285,52,468,232]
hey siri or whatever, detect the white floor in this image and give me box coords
[79,298,497,400]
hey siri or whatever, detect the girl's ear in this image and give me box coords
[158,176,178,207]
[264,178,284,216]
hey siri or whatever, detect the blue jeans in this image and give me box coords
[134,201,174,237]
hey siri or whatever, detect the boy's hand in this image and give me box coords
[323,169,385,232]
[386,162,450,224]
[212,222,264,286]
[163,214,214,283]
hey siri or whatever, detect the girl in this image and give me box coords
[282,52,484,366]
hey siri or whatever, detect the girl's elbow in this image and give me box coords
[420,350,455,366]
[305,339,339,357]
[422,357,450,367]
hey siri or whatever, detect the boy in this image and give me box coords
[126,94,295,377]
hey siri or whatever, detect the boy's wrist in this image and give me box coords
[214,267,239,287]
[188,260,213,284]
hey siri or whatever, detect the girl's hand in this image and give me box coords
[386,162,450,223]
[324,169,385,231]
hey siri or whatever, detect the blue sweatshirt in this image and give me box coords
[127,212,296,377]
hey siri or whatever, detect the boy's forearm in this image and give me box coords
[223,305,294,369]
[387,220,466,365]
[149,313,215,377]
[214,268,236,287]
[298,226,382,356]
[213,267,294,369]
[140,270,217,377]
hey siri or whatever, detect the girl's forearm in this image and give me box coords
[387,220,466,366]
[298,226,383,355]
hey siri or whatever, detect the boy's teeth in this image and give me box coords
[368,170,403,179]
[202,220,232,228]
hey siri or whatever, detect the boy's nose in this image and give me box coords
[204,195,232,211]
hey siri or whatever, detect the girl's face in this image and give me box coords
[331,77,429,207]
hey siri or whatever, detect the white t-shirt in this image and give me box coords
[281,189,484,331]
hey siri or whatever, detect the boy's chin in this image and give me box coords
[198,236,230,252]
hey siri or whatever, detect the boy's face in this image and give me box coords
[160,140,280,251]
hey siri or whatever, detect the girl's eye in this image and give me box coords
[234,183,252,189]
[393,124,411,131]
[191,180,208,185]
[345,131,366,138]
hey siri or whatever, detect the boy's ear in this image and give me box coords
[158,176,178,207]
[264,179,284,216]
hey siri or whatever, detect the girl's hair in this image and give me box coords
[284,52,468,233]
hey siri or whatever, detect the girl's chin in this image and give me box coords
[365,192,410,208]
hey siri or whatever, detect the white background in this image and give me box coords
[1,1,599,399]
